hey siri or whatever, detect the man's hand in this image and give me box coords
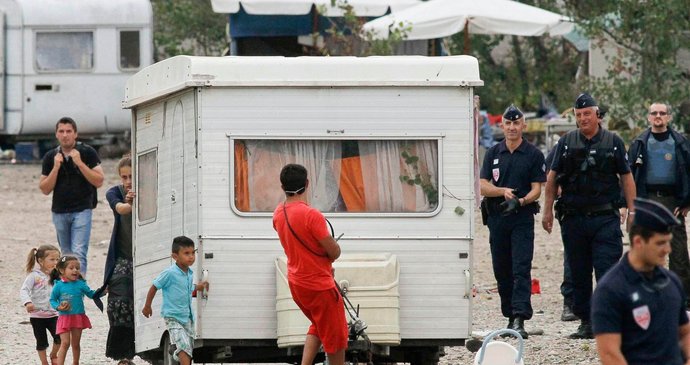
[68,149,83,166]
[503,188,517,201]
[675,207,690,218]
[25,303,35,313]
[542,210,554,234]
[142,305,153,318]
[53,153,63,169]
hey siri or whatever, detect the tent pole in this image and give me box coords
[463,21,470,54]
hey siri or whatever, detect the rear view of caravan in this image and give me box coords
[124,56,482,364]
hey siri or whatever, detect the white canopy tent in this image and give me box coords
[210,0,421,16]
[362,0,574,43]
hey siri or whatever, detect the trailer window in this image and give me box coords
[119,30,140,70]
[233,139,439,214]
[35,32,94,71]
[137,149,158,222]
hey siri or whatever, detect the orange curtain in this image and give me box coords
[339,156,366,212]
[234,141,250,212]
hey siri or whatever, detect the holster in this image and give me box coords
[480,198,489,226]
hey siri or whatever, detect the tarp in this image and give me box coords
[362,0,575,40]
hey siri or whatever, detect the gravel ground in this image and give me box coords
[0,159,621,364]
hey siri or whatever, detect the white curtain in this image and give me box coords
[358,140,438,212]
[239,139,437,213]
[244,140,342,212]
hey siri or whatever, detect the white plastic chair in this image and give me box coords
[473,329,525,365]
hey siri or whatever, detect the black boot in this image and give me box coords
[510,317,529,339]
[569,320,593,339]
[561,302,578,322]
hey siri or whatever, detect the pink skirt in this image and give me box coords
[56,314,92,334]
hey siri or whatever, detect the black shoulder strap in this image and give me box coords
[282,203,327,258]
[563,130,581,150]
[599,128,614,149]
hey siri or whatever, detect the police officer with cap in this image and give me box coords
[592,198,690,365]
[480,104,546,338]
[542,93,637,339]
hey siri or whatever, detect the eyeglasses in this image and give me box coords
[649,111,668,116]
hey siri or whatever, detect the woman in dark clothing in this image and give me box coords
[101,156,136,360]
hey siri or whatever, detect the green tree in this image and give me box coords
[151,0,228,61]
[449,0,581,116]
[314,1,411,56]
[565,0,690,131]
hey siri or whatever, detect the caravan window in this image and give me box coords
[35,32,94,71]
[119,30,141,70]
[137,149,158,223]
[232,139,440,214]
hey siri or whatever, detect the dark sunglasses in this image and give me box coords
[649,111,668,116]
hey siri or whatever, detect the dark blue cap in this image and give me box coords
[633,198,681,233]
[502,104,524,121]
[574,93,597,109]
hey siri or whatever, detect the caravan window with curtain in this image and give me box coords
[232,139,440,214]
[35,32,94,71]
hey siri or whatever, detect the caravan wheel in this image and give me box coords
[162,333,180,365]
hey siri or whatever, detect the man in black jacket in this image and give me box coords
[628,102,690,300]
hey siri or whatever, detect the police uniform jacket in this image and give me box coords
[592,252,689,365]
[480,138,546,215]
[628,127,690,208]
[550,127,630,209]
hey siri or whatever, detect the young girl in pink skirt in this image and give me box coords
[50,256,101,365]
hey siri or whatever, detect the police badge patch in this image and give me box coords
[633,305,650,330]
[492,168,500,182]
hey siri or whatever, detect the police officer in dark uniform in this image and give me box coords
[480,105,546,338]
[628,102,690,301]
[545,147,577,322]
[542,93,637,339]
[592,198,690,365]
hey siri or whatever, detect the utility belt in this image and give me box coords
[554,200,617,222]
[646,184,675,198]
[480,197,539,225]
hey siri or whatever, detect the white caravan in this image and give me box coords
[0,0,152,144]
[124,55,482,364]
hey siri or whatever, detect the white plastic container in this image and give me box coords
[275,253,401,348]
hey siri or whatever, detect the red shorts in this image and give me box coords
[289,283,348,354]
[56,314,92,335]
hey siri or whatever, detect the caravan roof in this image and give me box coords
[9,0,151,26]
[124,55,483,108]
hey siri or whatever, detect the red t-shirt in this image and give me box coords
[273,201,335,291]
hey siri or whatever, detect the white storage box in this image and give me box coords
[276,253,401,347]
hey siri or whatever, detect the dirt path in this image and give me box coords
[1,160,620,364]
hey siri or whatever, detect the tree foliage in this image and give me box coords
[566,0,690,130]
[449,0,583,116]
[457,0,690,134]
[314,2,411,56]
[150,0,228,61]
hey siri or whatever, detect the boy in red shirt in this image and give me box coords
[273,164,347,365]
